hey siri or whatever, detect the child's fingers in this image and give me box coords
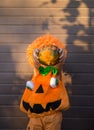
[58,49,65,63]
[33,49,39,63]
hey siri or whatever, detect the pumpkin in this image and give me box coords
[20,68,70,117]
[38,45,60,66]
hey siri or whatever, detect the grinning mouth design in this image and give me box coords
[23,99,61,114]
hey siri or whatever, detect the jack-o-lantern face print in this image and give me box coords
[20,71,70,117]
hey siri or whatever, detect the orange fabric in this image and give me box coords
[20,71,70,117]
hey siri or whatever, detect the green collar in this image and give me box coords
[38,66,58,76]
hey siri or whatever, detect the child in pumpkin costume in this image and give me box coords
[20,34,70,130]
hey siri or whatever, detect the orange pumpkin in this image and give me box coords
[20,70,70,117]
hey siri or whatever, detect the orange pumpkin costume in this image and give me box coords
[20,34,70,130]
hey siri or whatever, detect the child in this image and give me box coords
[20,34,70,130]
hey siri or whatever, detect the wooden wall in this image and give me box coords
[0,0,94,129]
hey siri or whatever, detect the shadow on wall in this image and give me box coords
[62,0,94,51]
[41,0,94,52]
[0,45,29,129]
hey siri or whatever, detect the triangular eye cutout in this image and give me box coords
[36,84,44,93]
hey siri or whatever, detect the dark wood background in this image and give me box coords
[0,0,94,129]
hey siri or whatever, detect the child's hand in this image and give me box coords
[54,48,65,66]
[33,49,40,68]
[58,49,66,64]
[55,49,66,79]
